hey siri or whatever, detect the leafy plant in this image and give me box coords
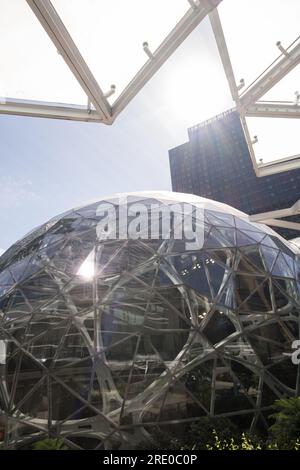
[187,417,240,450]
[33,438,68,450]
[206,431,262,450]
[206,430,300,450]
[269,397,300,449]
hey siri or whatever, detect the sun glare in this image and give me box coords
[77,249,95,279]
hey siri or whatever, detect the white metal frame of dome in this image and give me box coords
[0,0,299,176]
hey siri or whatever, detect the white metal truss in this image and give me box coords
[111,0,222,120]
[25,0,112,122]
[0,98,102,123]
[246,101,300,120]
[0,0,299,176]
[208,8,239,103]
[255,153,300,177]
[250,199,300,232]
[239,41,300,110]
[209,8,300,177]
[0,0,222,125]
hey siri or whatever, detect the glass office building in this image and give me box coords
[0,192,299,449]
[169,109,300,239]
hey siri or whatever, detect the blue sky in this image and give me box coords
[0,19,232,253]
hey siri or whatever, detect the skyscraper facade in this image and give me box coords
[169,109,300,239]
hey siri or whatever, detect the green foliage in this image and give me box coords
[203,429,300,451]
[136,398,300,451]
[269,397,300,449]
[32,438,68,450]
[206,431,300,450]
[206,431,262,450]
[206,432,300,450]
[136,417,240,450]
[187,417,240,450]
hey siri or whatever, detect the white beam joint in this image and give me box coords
[240,41,300,109]
[257,156,300,177]
[112,0,223,121]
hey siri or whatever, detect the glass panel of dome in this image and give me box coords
[202,310,235,344]
[272,252,295,278]
[184,359,214,411]
[213,372,255,415]
[237,246,265,273]
[0,0,87,105]
[0,269,14,296]
[268,358,297,389]
[51,0,190,104]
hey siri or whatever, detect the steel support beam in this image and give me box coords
[250,199,300,232]
[250,199,300,222]
[209,8,239,103]
[239,115,260,174]
[240,41,300,109]
[26,0,111,122]
[111,0,223,121]
[209,6,300,176]
[0,98,102,122]
[257,155,300,176]
[256,219,300,232]
[246,101,300,119]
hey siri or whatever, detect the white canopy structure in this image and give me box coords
[0,0,299,175]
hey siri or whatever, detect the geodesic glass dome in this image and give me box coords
[0,191,299,449]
